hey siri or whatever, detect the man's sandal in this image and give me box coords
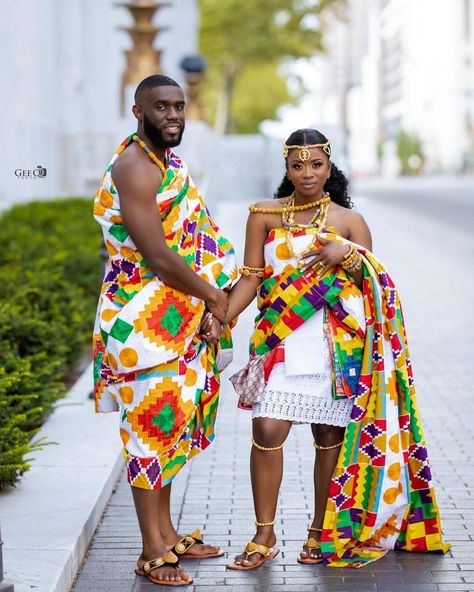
[173,529,224,559]
[297,527,323,565]
[226,542,280,571]
[135,551,193,586]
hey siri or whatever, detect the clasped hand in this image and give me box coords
[199,311,223,344]
[299,235,351,277]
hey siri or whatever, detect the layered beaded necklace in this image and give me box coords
[282,192,331,269]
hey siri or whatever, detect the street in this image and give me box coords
[72,178,474,592]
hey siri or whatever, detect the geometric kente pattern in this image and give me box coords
[238,227,450,567]
[92,135,237,490]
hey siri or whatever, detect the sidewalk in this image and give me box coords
[72,191,474,592]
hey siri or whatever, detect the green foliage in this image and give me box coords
[226,62,300,134]
[0,198,102,488]
[199,0,343,133]
[396,130,424,175]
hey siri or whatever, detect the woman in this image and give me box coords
[204,128,450,569]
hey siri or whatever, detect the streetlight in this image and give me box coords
[180,55,207,122]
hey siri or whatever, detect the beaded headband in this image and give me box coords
[283,139,331,161]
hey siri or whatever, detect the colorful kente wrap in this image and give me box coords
[93,135,237,490]
[236,227,450,567]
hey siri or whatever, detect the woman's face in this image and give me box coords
[286,147,330,199]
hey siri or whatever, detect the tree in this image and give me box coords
[396,131,424,175]
[198,0,344,134]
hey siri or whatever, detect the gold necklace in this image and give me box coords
[283,193,330,268]
[248,193,329,214]
[282,193,330,234]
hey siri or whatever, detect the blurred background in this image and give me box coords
[1,0,473,209]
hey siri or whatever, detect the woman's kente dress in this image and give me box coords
[231,224,450,567]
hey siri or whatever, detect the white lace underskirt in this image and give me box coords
[252,361,353,427]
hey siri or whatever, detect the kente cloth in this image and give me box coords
[231,226,450,567]
[93,134,237,490]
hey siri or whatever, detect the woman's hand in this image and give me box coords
[299,235,351,277]
[200,312,223,344]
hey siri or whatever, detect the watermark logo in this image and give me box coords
[15,165,48,179]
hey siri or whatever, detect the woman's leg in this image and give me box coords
[233,417,292,567]
[132,487,190,582]
[300,423,345,561]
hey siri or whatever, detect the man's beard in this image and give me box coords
[143,113,185,148]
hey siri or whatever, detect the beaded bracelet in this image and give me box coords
[341,245,362,273]
[239,265,265,278]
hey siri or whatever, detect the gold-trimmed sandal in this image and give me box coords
[297,527,323,565]
[135,551,193,586]
[226,541,280,571]
[173,529,224,559]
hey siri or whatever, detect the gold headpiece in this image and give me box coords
[283,139,331,161]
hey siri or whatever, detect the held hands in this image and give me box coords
[200,311,224,344]
[299,235,351,277]
[205,288,228,323]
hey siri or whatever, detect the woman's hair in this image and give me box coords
[274,128,353,209]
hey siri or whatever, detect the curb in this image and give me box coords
[0,362,124,592]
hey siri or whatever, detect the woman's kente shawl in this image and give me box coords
[249,228,450,567]
[92,135,237,478]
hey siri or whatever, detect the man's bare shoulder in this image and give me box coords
[112,146,162,195]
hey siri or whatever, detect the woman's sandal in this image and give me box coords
[226,541,280,571]
[135,551,193,586]
[297,527,323,565]
[173,529,224,559]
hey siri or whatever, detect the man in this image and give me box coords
[92,75,236,586]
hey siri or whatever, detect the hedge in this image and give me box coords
[0,197,102,488]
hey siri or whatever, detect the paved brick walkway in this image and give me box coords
[73,185,474,592]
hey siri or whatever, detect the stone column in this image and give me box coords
[116,1,169,114]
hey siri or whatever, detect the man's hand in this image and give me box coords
[205,289,228,323]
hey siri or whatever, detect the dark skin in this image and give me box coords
[112,85,227,583]
[205,147,372,566]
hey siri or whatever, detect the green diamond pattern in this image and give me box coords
[161,304,183,337]
[152,403,176,435]
[109,318,134,343]
[109,223,129,242]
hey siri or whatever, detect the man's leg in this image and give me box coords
[158,482,223,557]
[299,423,344,562]
[232,417,292,567]
[132,487,191,582]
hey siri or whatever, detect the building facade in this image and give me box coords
[310,0,474,176]
[0,0,198,210]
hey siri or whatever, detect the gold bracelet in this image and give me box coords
[239,265,265,278]
[308,527,323,532]
[313,440,344,450]
[252,437,284,451]
[341,246,362,273]
[255,518,276,527]
[343,255,362,273]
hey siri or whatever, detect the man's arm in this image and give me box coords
[112,157,228,321]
